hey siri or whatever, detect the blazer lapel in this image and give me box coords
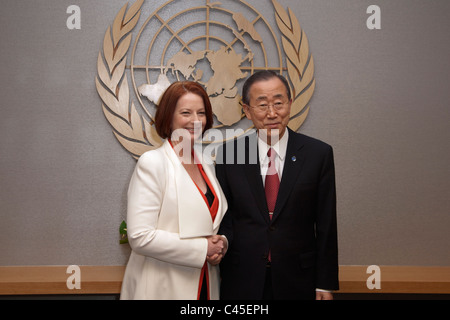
[199,155,228,231]
[272,129,305,223]
[164,141,214,239]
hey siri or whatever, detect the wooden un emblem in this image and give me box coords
[96,0,315,159]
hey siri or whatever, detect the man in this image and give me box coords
[216,71,338,300]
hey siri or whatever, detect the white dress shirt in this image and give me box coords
[258,129,289,185]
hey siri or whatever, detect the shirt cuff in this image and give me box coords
[316,288,332,292]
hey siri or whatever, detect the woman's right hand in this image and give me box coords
[206,235,225,265]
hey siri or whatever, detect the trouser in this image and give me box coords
[262,263,273,300]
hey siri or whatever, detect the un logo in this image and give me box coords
[96,0,315,158]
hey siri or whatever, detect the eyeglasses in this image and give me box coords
[249,101,288,113]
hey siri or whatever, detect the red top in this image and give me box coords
[194,161,218,300]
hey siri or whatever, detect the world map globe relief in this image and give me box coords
[130,0,283,132]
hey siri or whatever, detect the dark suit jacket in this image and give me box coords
[216,128,339,300]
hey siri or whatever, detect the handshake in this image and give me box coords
[206,235,228,266]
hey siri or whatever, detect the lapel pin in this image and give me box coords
[291,156,297,162]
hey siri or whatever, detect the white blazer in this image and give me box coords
[120,140,227,300]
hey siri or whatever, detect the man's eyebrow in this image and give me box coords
[256,94,285,101]
[273,94,285,99]
[256,95,268,101]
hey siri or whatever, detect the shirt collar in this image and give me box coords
[258,129,289,163]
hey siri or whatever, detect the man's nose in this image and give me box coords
[266,105,277,117]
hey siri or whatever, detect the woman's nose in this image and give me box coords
[193,120,202,130]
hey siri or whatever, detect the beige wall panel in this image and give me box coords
[1,0,449,267]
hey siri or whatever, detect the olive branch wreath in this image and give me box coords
[96,0,161,161]
[95,0,315,244]
[272,0,315,131]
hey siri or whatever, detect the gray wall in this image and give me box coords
[1,0,449,267]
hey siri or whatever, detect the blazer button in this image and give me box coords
[269,226,275,232]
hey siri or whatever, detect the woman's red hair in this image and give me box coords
[154,81,214,139]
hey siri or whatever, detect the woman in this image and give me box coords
[120,81,228,300]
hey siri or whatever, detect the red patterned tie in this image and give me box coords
[265,148,280,220]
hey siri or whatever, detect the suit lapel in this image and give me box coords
[242,134,271,224]
[244,159,271,224]
[272,129,305,223]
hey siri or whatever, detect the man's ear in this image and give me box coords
[243,104,252,120]
[287,99,293,115]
